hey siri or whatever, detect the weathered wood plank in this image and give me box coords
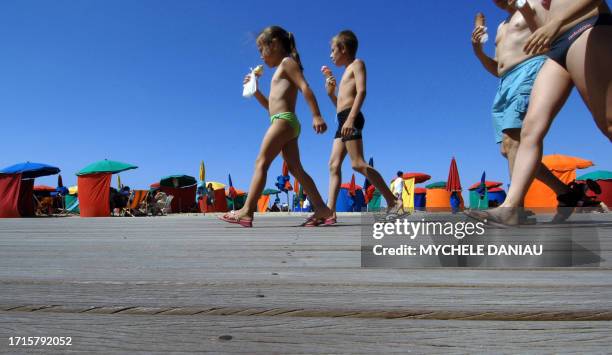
[1,313,611,353]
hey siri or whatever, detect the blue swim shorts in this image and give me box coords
[491,55,546,143]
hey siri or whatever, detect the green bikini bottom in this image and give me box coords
[270,112,301,139]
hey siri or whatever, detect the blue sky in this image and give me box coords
[1,0,609,200]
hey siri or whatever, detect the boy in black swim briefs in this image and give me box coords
[322,30,403,223]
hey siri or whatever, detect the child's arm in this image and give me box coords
[283,59,327,134]
[244,74,269,110]
[524,0,602,54]
[325,77,338,107]
[340,60,366,138]
[471,24,499,77]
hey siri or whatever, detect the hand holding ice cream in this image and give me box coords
[474,12,488,44]
[242,64,264,98]
[321,65,336,96]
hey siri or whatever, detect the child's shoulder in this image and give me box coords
[280,57,299,70]
[348,58,366,72]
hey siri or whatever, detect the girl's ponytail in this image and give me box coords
[287,32,303,71]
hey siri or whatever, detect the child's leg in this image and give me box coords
[327,138,347,215]
[344,139,398,208]
[281,138,332,218]
[238,121,294,218]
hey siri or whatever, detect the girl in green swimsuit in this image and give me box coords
[220,26,334,227]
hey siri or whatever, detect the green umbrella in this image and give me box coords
[262,188,281,196]
[160,175,197,188]
[76,159,137,176]
[576,170,612,181]
[425,181,447,189]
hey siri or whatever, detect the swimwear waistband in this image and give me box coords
[500,55,546,80]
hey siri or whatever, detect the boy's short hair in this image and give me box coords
[333,30,358,57]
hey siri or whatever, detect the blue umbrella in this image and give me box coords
[476,171,487,198]
[0,162,60,179]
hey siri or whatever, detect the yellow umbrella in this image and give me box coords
[68,185,78,195]
[117,174,122,189]
[199,160,205,182]
[207,181,225,190]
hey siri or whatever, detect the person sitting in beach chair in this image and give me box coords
[122,189,149,217]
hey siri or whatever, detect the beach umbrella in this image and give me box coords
[57,174,63,188]
[446,157,462,192]
[76,159,137,176]
[160,175,197,188]
[68,185,78,195]
[33,185,56,192]
[262,188,280,196]
[349,174,356,197]
[468,181,503,190]
[402,172,431,184]
[117,174,122,189]
[0,162,60,179]
[228,174,237,199]
[294,178,301,198]
[576,170,612,181]
[207,181,225,190]
[476,171,486,198]
[426,181,446,189]
[542,154,593,172]
[282,160,289,176]
[199,161,205,182]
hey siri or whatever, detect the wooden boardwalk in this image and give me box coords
[1,214,611,353]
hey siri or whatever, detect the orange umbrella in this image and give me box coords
[446,157,462,192]
[542,154,593,172]
[282,160,289,176]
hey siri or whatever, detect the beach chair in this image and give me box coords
[160,195,174,215]
[123,190,149,217]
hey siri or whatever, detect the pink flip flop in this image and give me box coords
[218,211,253,228]
[300,215,323,227]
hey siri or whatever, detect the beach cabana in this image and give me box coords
[0,162,60,218]
[414,187,426,210]
[468,181,503,209]
[577,170,612,206]
[77,159,137,217]
[336,182,366,212]
[425,181,451,210]
[198,181,228,213]
[524,154,593,208]
[153,175,197,213]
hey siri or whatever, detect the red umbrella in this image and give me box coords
[446,157,462,192]
[364,185,376,203]
[282,160,289,176]
[349,174,356,196]
[33,185,56,192]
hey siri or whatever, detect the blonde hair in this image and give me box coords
[332,30,358,57]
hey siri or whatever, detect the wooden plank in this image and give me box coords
[1,313,611,353]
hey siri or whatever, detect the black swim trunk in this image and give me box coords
[335,108,365,141]
[547,13,612,69]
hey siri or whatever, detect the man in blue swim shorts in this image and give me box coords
[471,0,571,218]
